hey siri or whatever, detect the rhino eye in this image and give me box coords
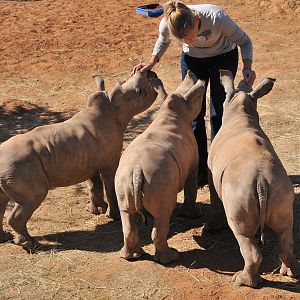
[135,88,142,96]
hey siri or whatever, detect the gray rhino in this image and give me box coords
[0,70,165,249]
[207,70,300,287]
[115,71,206,264]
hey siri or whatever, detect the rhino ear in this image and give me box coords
[187,70,198,82]
[220,69,235,103]
[92,75,105,91]
[149,78,168,102]
[87,91,109,107]
[184,79,205,102]
[250,78,276,100]
[109,82,123,102]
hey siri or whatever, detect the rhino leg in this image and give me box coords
[267,190,300,278]
[120,211,144,260]
[279,234,300,278]
[6,184,47,250]
[232,234,263,287]
[152,214,180,264]
[101,164,120,220]
[8,202,42,250]
[181,166,203,218]
[205,169,228,230]
[0,190,13,243]
[85,175,108,215]
[224,189,263,287]
[273,223,300,278]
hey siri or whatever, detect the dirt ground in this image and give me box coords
[0,0,300,299]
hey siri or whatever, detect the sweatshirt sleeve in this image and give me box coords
[219,11,253,61]
[152,18,171,61]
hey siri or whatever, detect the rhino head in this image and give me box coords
[219,69,276,111]
[109,70,166,119]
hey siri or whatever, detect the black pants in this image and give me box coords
[181,47,238,175]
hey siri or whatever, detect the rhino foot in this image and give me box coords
[232,270,263,287]
[154,247,180,265]
[0,230,14,243]
[13,235,37,250]
[86,202,108,215]
[180,203,203,218]
[120,245,145,260]
[280,261,300,278]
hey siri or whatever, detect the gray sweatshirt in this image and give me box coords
[152,4,253,61]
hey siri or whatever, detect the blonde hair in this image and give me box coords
[164,1,195,40]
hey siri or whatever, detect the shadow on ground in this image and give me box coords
[6,178,299,293]
[39,196,300,292]
[178,181,300,292]
[0,99,74,142]
[0,98,159,146]
[39,202,205,254]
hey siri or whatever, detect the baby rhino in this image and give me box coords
[0,71,164,249]
[208,70,300,287]
[115,71,206,264]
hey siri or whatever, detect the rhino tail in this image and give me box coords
[257,177,268,245]
[132,168,146,224]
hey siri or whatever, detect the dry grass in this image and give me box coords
[0,0,300,299]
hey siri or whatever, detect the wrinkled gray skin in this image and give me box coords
[0,70,164,250]
[115,71,206,264]
[207,70,300,287]
[85,71,167,216]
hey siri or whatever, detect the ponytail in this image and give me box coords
[164,1,195,39]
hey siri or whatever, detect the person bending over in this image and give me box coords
[132,1,256,187]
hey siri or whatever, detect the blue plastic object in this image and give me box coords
[135,3,164,17]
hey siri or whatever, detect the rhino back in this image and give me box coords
[209,126,287,198]
[147,98,197,155]
[121,106,198,190]
[0,107,123,189]
[34,112,122,187]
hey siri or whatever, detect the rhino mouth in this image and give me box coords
[146,70,158,79]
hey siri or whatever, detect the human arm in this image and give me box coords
[131,18,171,75]
[242,58,256,86]
[219,11,256,84]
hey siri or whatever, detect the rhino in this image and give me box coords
[207,69,300,287]
[115,71,206,264]
[0,70,165,249]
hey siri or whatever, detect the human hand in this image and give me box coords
[131,62,154,76]
[242,68,256,86]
